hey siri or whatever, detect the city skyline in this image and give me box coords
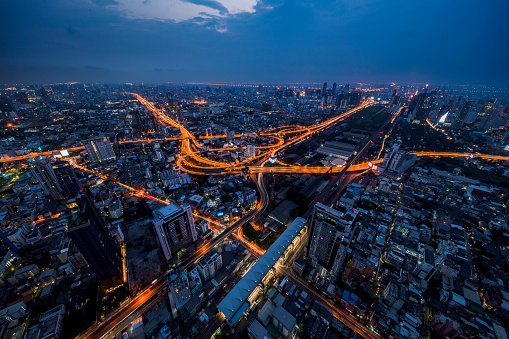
[1,0,509,86]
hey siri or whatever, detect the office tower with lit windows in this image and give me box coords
[307,203,353,281]
[67,189,124,289]
[30,159,64,200]
[85,137,116,163]
[153,203,197,261]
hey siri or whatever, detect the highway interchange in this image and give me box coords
[3,94,508,338]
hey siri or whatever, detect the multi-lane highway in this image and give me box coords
[18,94,509,339]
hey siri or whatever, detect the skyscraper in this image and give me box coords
[67,189,124,289]
[166,91,174,106]
[30,159,63,200]
[244,144,256,158]
[153,203,197,261]
[167,269,192,318]
[85,137,116,163]
[52,161,81,196]
[197,250,222,282]
[322,82,327,97]
[307,203,353,282]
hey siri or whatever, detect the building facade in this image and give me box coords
[168,269,192,318]
[307,203,353,282]
[85,137,116,163]
[30,159,63,200]
[67,189,124,289]
[153,203,197,261]
[197,250,222,282]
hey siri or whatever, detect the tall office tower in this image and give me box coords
[480,108,504,131]
[226,130,235,141]
[167,269,192,318]
[153,203,197,261]
[30,159,63,200]
[154,141,164,162]
[166,91,174,106]
[454,101,472,127]
[244,144,256,158]
[197,250,222,282]
[322,82,327,97]
[205,127,212,137]
[85,137,116,163]
[39,88,51,103]
[332,83,337,96]
[307,203,353,281]
[463,108,478,125]
[67,189,124,289]
[344,83,350,93]
[52,161,81,196]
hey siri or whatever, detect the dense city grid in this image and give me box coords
[0,83,509,339]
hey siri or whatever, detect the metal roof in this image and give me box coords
[217,217,306,323]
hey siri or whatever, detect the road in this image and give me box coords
[278,266,381,339]
[82,173,268,339]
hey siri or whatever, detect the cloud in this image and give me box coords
[107,0,258,23]
[183,0,229,15]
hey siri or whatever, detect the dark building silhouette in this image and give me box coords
[30,159,64,200]
[67,189,124,289]
[52,161,82,196]
[166,91,174,106]
[39,88,51,103]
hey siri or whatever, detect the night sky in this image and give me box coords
[1,0,508,85]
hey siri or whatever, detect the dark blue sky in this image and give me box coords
[1,0,508,85]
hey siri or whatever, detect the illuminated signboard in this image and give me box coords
[60,150,69,157]
[217,212,224,217]
[368,161,373,168]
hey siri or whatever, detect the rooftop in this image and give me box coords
[153,202,183,221]
[218,217,306,324]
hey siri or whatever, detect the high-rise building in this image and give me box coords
[153,203,197,261]
[307,203,353,281]
[67,189,124,289]
[166,91,174,106]
[322,82,327,97]
[226,130,235,141]
[85,137,116,163]
[30,159,63,200]
[332,83,337,96]
[463,108,478,125]
[167,269,191,318]
[154,141,164,162]
[197,250,222,282]
[52,161,81,196]
[480,108,504,131]
[244,144,256,158]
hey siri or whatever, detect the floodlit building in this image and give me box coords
[153,203,197,260]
